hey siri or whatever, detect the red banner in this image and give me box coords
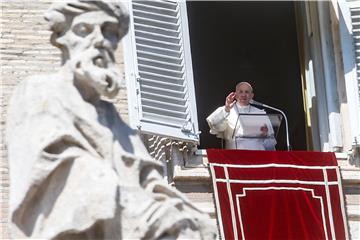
[207,149,348,240]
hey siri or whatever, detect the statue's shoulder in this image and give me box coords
[19,73,63,90]
[8,73,71,120]
[12,73,67,101]
[6,73,66,134]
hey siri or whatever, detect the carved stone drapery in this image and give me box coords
[6,1,216,239]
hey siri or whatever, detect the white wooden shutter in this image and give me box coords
[349,1,360,100]
[123,0,199,143]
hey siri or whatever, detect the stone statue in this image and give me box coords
[6,1,217,239]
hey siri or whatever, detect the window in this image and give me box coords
[124,1,309,150]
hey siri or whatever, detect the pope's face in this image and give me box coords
[235,83,254,106]
[64,10,123,99]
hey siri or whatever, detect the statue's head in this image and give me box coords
[45,1,129,99]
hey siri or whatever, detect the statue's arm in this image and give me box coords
[137,162,216,239]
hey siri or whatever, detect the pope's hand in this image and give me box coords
[225,92,236,112]
[260,124,268,136]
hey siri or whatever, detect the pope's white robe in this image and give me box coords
[206,103,276,150]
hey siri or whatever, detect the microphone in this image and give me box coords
[250,100,291,151]
[249,100,265,107]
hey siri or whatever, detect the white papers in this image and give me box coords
[237,114,271,137]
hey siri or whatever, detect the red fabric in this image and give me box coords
[207,149,347,240]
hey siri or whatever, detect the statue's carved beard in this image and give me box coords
[72,48,122,99]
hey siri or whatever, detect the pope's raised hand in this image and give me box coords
[225,92,236,112]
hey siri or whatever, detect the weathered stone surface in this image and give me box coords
[5,1,216,239]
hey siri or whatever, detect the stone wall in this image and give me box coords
[0,1,128,238]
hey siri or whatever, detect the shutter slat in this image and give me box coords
[142,113,184,127]
[137,51,182,64]
[134,16,179,31]
[133,9,178,23]
[142,105,187,119]
[141,78,185,91]
[136,37,181,51]
[140,72,184,85]
[141,92,186,105]
[135,30,180,44]
[141,85,185,99]
[138,65,184,78]
[142,98,187,112]
[137,44,182,58]
[138,56,183,71]
[141,82,184,93]
[138,57,183,71]
[135,0,177,10]
[134,23,179,37]
[133,2,177,17]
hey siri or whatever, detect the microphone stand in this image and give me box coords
[232,113,241,150]
[250,100,291,151]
